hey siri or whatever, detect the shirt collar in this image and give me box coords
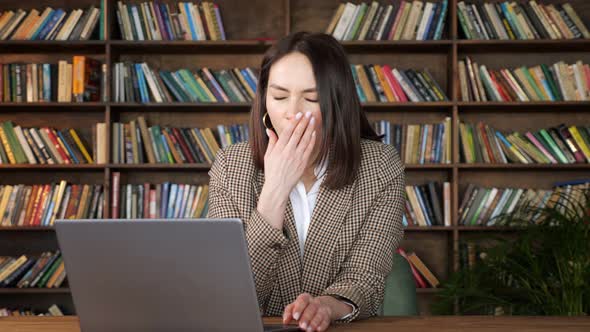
[313,154,329,180]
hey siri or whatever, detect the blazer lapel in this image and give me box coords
[253,169,303,304]
[301,179,355,294]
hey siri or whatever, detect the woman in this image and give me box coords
[207,31,405,332]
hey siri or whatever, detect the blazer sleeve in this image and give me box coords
[207,147,290,312]
[321,144,405,322]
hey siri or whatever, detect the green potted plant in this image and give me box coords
[432,188,590,316]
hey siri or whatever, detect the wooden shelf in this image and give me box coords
[0,163,587,171]
[0,41,105,53]
[0,165,106,170]
[0,288,70,294]
[2,0,589,317]
[457,38,590,52]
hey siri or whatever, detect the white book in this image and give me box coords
[358,1,379,40]
[375,4,393,40]
[392,68,420,102]
[13,126,37,164]
[141,63,163,102]
[332,3,357,40]
[484,3,508,40]
[343,4,361,41]
[416,2,433,41]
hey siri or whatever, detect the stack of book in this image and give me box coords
[459,180,589,226]
[374,118,452,164]
[458,57,590,102]
[397,248,440,288]
[459,121,590,164]
[0,251,65,289]
[457,1,590,40]
[326,0,448,41]
[116,1,226,41]
[0,3,104,41]
[0,181,105,227]
[404,181,451,227]
[111,116,247,164]
[110,172,209,219]
[0,56,106,103]
[352,64,448,102]
[0,304,64,317]
[459,241,486,270]
[112,62,257,103]
[0,121,101,165]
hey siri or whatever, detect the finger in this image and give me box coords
[295,115,316,156]
[298,299,319,331]
[292,293,312,321]
[285,111,312,152]
[317,315,331,332]
[265,128,278,155]
[300,130,317,165]
[309,307,327,331]
[282,303,294,325]
[276,112,303,149]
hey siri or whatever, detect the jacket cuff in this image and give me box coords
[321,288,363,323]
[247,208,289,251]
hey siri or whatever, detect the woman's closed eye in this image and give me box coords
[273,96,318,103]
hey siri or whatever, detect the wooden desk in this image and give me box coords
[1,316,590,332]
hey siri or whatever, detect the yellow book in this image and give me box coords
[49,180,67,226]
[408,252,439,287]
[202,128,220,157]
[0,186,9,226]
[0,126,16,164]
[193,73,216,101]
[0,255,27,281]
[72,56,85,99]
[325,3,345,35]
[232,68,255,99]
[568,126,590,162]
[374,65,396,102]
[194,185,209,218]
[46,260,65,288]
[68,128,93,163]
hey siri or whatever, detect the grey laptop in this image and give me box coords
[55,218,301,332]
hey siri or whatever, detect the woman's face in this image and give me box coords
[265,52,323,147]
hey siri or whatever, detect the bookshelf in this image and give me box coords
[1,0,589,316]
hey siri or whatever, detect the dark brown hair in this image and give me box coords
[249,31,382,189]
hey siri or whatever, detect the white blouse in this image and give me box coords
[288,158,357,319]
[289,159,327,258]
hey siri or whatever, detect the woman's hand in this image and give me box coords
[283,293,334,332]
[257,111,317,230]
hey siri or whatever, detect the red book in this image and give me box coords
[488,70,511,101]
[382,64,408,102]
[172,127,196,163]
[111,172,120,218]
[396,247,428,288]
[43,128,70,164]
[477,122,496,163]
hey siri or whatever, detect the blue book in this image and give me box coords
[57,130,79,164]
[419,125,429,164]
[134,64,149,103]
[173,184,183,218]
[350,65,366,102]
[413,186,432,226]
[161,182,170,218]
[167,184,178,219]
[184,2,198,40]
[159,70,185,101]
[160,3,175,41]
[43,64,52,101]
[240,68,257,94]
[160,132,173,163]
[434,0,448,40]
[422,3,437,40]
[35,9,64,40]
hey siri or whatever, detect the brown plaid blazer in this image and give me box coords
[207,138,405,322]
